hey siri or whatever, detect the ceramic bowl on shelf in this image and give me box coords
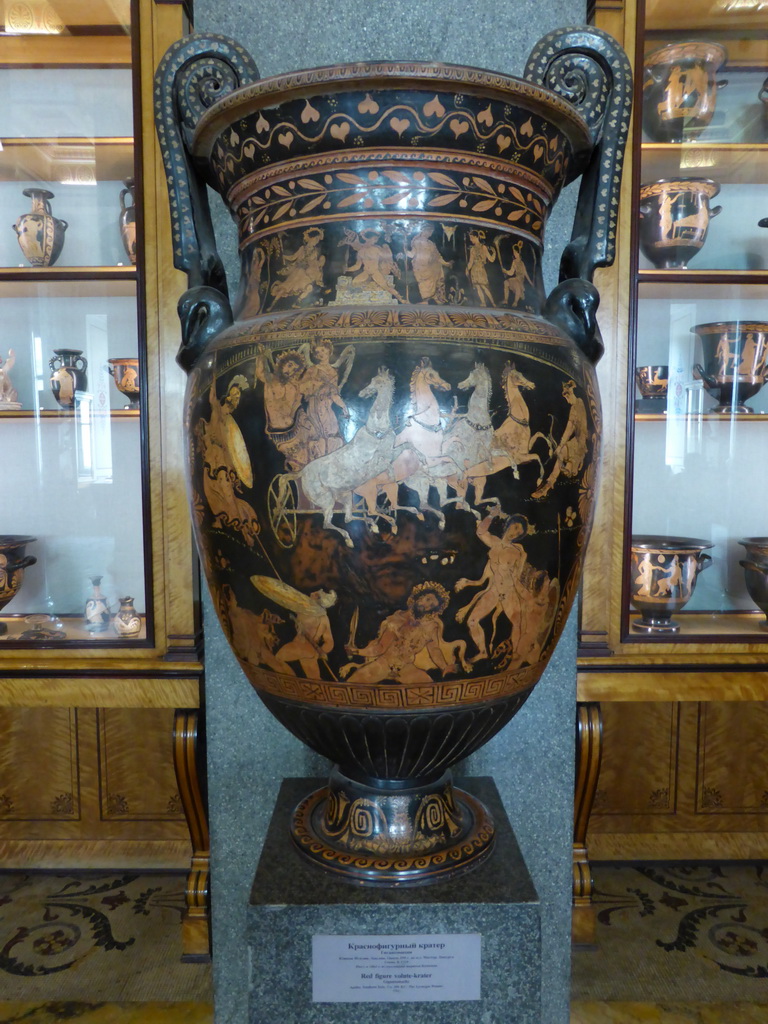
[638,179,720,270]
[738,537,768,566]
[738,537,768,629]
[629,535,713,634]
[635,365,669,400]
[642,41,727,143]
[0,536,37,635]
[691,321,768,414]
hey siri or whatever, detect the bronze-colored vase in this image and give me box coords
[692,321,768,414]
[155,28,632,884]
[629,536,713,634]
[119,178,137,265]
[107,357,140,409]
[49,349,88,410]
[638,179,721,270]
[0,536,37,636]
[643,41,728,143]
[13,188,68,267]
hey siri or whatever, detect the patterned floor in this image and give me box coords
[0,872,211,1003]
[572,862,768,1004]
[0,1002,763,1022]
[571,1005,768,1022]
[0,1006,213,1023]
[3,865,768,1021]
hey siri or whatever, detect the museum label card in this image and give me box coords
[312,932,481,1002]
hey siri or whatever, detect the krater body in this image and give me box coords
[155,29,631,884]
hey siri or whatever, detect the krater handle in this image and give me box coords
[7,554,36,572]
[154,35,260,371]
[525,26,633,363]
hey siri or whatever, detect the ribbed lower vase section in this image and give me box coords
[290,767,495,885]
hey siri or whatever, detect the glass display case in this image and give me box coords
[628,0,768,642]
[0,0,208,960]
[1,0,146,645]
[573,0,768,942]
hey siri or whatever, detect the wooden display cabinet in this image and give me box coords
[575,0,768,943]
[0,0,209,959]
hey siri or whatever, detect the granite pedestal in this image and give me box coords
[247,777,541,1024]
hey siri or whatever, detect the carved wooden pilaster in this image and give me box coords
[173,708,210,962]
[572,700,603,945]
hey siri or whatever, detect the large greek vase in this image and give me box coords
[155,28,631,884]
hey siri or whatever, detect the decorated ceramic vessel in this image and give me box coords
[155,28,632,884]
[635,365,669,400]
[643,42,727,143]
[49,349,88,410]
[119,178,137,265]
[692,321,768,414]
[113,596,141,637]
[738,538,768,629]
[629,536,712,634]
[739,537,768,566]
[13,188,68,267]
[0,536,37,636]
[84,575,110,633]
[638,179,720,270]
[107,357,140,409]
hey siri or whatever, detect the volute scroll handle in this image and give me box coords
[525,26,633,363]
[154,35,260,372]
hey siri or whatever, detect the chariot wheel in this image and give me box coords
[267,474,298,548]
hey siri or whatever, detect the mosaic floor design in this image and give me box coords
[0,1005,213,1023]
[571,1004,768,1022]
[572,861,768,1004]
[0,872,211,1002]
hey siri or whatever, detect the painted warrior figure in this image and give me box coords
[254,346,312,471]
[198,373,260,545]
[403,224,452,303]
[251,576,337,680]
[532,379,589,499]
[342,582,458,684]
[300,339,355,460]
[456,508,555,669]
[269,227,326,306]
[341,228,402,301]
[466,229,496,305]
